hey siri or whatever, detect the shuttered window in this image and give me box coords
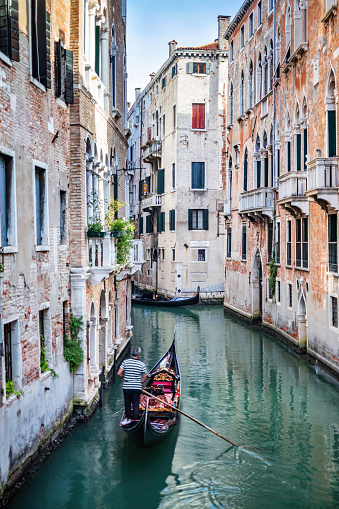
[328,110,337,157]
[287,220,292,265]
[267,222,273,262]
[169,209,175,231]
[296,133,302,171]
[256,160,261,188]
[188,209,208,230]
[192,104,205,129]
[157,169,164,195]
[329,214,338,273]
[191,162,205,189]
[146,215,152,234]
[187,62,210,74]
[243,153,248,191]
[172,63,177,77]
[31,0,51,88]
[157,211,165,233]
[264,157,269,187]
[139,216,143,235]
[242,225,247,260]
[0,0,19,61]
[54,41,74,104]
[287,141,291,172]
[4,322,12,382]
[331,296,338,328]
[303,129,308,170]
[227,227,232,258]
[35,166,48,246]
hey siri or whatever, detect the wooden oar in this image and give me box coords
[142,389,239,447]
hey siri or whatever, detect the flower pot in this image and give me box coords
[111,231,123,237]
[87,231,105,238]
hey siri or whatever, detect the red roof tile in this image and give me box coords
[178,41,218,51]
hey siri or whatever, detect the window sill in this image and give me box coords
[40,371,52,382]
[190,188,207,192]
[5,393,21,406]
[326,271,339,277]
[295,266,309,272]
[30,76,46,92]
[192,73,209,77]
[36,245,50,252]
[0,246,18,254]
[56,98,67,109]
[0,51,12,67]
[191,129,207,132]
[285,265,293,269]
[249,34,254,42]
[240,47,244,53]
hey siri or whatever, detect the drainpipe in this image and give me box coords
[272,0,277,261]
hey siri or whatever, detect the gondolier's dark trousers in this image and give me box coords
[123,389,141,420]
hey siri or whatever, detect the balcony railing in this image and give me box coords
[141,194,162,211]
[130,239,145,267]
[307,157,338,210]
[239,188,274,219]
[278,171,309,214]
[142,140,162,161]
[87,233,117,284]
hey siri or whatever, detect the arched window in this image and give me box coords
[249,60,254,108]
[269,39,273,91]
[276,26,281,79]
[286,113,292,172]
[257,53,262,101]
[326,69,337,157]
[240,71,244,115]
[294,103,302,171]
[263,46,268,96]
[276,121,281,179]
[243,149,248,191]
[285,5,291,55]
[263,131,268,187]
[255,135,261,188]
[229,82,233,124]
[302,97,308,169]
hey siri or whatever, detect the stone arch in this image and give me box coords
[255,133,261,152]
[94,143,98,161]
[252,247,263,320]
[294,100,301,125]
[297,292,307,349]
[326,67,337,157]
[249,60,254,108]
[263,130,268,148]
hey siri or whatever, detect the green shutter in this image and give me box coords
[139,216,143,234]
[157,168,164,194]
[162,212,165,232]
[54,41,61,97]
[0,155,7,246]
[187,62,193,74]
[297,133,301,171]
[157,212,161,233]
[95,25,100,76]
[10,0,19,61]
[65,49,74,104]
[45,10,51,88]
[203,209,209,230]
[0,0,9,58]
[169,209,175,231]
[138,180,142,201]
[303,129,308,170]
[188,209,193,230]
[328,111,336,157]
[205,62,210,74]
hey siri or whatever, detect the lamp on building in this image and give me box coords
[184,243,189,249]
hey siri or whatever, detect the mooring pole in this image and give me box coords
[99,365,105,407]
[113,348,117,383]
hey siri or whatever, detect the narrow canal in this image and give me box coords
[7,306,339,509]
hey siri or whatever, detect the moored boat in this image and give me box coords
[120,340,181,447]
[132,287,199,307]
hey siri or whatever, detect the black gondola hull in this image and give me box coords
[132,290,199,307]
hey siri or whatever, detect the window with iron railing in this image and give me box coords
[331,296,338,328]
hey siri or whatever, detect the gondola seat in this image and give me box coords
[139,393,174,412]
[152,381,173,393]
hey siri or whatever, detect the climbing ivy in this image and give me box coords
[64,313,84,372]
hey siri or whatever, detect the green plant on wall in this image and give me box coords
[87,190,105,234]
[64,313,84,372]
[269,257,278,296]
[105,199,125,231]
[6,380,23,399]
[114,219,135,265]
[40,335,59,378]
[0,263,3,273]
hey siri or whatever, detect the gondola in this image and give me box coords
[132,287,199,307]
[120,340,181,447]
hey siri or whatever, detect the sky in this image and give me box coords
[126,0,238,104]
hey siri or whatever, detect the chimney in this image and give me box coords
[135,87,141,101]
[168,40,177,57]
[218,15,231,51]
[149,72,155,80]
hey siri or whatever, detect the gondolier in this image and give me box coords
[118,346,147,426]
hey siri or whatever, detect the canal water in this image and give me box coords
[6,306,339,509]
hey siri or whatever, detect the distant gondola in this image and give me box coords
[120,340,181,448]
[132,287,199,307]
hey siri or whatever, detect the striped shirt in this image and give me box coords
[120,358,147,390]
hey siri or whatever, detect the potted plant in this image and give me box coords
[114,218,135,265]
[87,191,105,237]
[105,199,124,236]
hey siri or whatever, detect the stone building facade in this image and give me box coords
[223,0,339,376]
[128,16,230,300]
[0,0,132,497]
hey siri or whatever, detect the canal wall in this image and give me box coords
[0,361,73,500]
[223,303,339,383]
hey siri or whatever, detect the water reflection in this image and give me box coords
[6,306,339,509]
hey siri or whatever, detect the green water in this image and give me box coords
[6,306,339,509]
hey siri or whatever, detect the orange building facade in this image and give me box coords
[224,0,339,376]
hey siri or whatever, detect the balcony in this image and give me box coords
[142,140,162,162]
[278,171,309,215]
[141,194,162,211]
[239,188,274,220]
[223,198,232,218]
[306,157,338,211]
[130,239,145,269]
[87,233,117,285]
